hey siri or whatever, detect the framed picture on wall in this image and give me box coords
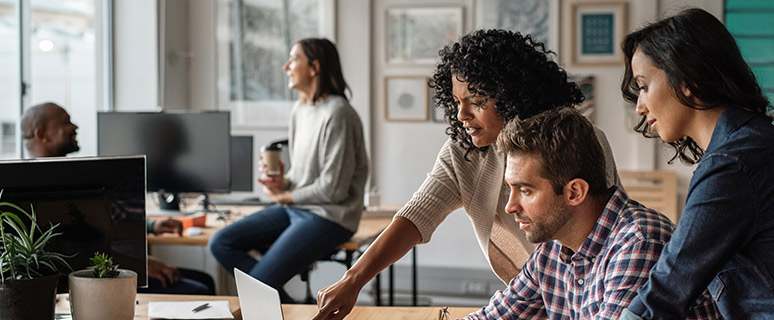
[570,2,627,66]
[385,6,464,65]
[384,76,429,121]
[476,0,560,52]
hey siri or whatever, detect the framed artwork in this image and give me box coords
[570,2,627,66]
[384,76,429,121]
[570,75,595,123]
[476,0,560,52]
[385,6,464,64]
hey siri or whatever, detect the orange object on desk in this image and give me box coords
[148,214,206,229]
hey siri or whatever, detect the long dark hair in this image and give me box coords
[297,38,351,103]
[430,29,583,158]
[621,8,771,164]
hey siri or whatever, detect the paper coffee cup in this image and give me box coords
[261,145,282,175]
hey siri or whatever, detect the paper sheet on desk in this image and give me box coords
[148,300,234,319]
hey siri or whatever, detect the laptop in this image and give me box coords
[234,268,284,320]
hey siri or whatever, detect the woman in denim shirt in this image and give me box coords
[618,8,774,319]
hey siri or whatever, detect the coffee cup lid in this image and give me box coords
[261,143,282,151]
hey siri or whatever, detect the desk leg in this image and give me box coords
[412,247,417,306]
[372,248,416,307]
[389,265,394,306]
[345,250,353,269]
[374,273,382,306]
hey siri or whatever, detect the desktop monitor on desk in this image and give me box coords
[98,111,231,211]
[0,156,147,289]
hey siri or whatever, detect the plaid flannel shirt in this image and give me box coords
[466,187,721,319]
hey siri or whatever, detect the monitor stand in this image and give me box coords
[157,191,181,211]
[147,191,191,217]
[198,194,233,220]
[149,192,231,219]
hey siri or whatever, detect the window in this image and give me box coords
[217,0,334,128]
[0,1,20,158]
[725,0,774,116]
[0,0,107,159]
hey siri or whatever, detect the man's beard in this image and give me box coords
[57,140,80,156]
[519,199,572,244]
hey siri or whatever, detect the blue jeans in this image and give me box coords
[208,205,353,303]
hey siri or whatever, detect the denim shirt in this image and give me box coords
[623,107,774,319]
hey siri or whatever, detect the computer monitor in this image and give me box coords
[97,111,231,209]
[0,156,147,290]
[230,135,254,192]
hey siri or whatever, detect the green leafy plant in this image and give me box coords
[87,252,119,278]
[0,193,72,282]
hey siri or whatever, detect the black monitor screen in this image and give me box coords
[230,135,253,192]
[0,156,147,289]
[98,111,231,193]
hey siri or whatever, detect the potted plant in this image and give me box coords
[68,252,137,320]
[0,196,72,320]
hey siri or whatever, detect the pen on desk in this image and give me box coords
[192,303,210,313]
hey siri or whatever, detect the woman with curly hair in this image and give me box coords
[619,8,774,319]
[313,29,621,319]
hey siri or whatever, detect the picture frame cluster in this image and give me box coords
[383,5,463,123]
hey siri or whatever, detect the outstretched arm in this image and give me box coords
[313,217,421,320]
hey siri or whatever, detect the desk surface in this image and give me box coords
[55,293,479,319]
[148,205,396,247]
[283,304,479,319]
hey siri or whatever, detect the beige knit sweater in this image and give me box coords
[396,127,621,283]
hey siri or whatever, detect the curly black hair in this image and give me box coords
[429,29,583,158]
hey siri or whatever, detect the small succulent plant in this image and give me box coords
[87,252,119,278]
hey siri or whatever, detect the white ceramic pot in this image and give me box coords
[68,269,137,320]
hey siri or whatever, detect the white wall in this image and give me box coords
[161,0,190,110]
[337,0,372,165]
[113,0,160,111]
[188,0,218,110]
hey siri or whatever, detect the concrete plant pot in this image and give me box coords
[68,269,137,320]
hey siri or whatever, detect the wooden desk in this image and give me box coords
[148,206,393,250]
[55,293,479,319]
[283,304,479,319]
[55,293,240,319]
[148,205,407,305]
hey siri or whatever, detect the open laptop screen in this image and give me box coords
[234,268,284,320]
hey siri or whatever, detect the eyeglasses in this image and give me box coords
[438,306,450,320]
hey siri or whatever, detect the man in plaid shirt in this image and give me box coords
[466,108,720,319]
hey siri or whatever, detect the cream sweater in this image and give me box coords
[286,95,369,232]
[396,127,621,283]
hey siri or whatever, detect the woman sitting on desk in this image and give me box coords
[208,38,368,303]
